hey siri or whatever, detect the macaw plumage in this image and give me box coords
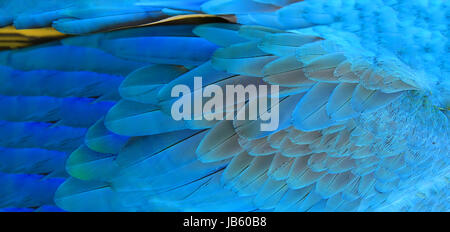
[0,0,448,212]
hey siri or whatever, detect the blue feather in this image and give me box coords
[0,66,123,100]
[0,173,64,208]
[0,148,67,177]
[0,96,114,128]
[105,100,187,136]
[85,118,129,155]
[0,46,147,76]
[0,121,86,152]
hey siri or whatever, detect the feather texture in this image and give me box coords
[0,1,448,212]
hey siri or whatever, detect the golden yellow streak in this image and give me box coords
[0,26,65,38]
[0,26,66,49]
[142,14,218,26]
[0,14,225,49]
[0,14,221,38]
[0,35,31,42]
[118,14,221,30]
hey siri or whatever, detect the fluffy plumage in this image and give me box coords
[0,0,448,212]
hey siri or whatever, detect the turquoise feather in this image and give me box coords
[0,0,448,212]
